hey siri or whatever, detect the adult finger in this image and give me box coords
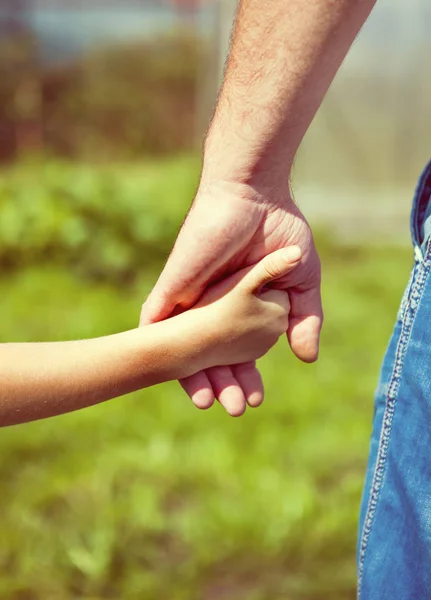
[207,366,248,417]
[232,362,264,407]
[287,285,323,363]
[180,371,215,410]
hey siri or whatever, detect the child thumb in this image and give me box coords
[243,246,302,292]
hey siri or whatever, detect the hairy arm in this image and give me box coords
[203,0,377,188]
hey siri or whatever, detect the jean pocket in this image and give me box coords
[411,159,431,253]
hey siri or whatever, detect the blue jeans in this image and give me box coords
[358,160,431,599]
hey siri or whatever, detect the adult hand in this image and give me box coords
[140,179,322,416]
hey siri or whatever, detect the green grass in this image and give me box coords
[0,156,201,282]
[0,237,413,599]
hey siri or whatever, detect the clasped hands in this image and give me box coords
[140,181,323,416]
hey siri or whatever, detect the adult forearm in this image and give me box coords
[0,318,206,427]
[203,0,376,190]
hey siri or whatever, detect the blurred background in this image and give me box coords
[0,1,429,598]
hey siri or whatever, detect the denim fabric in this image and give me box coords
[357,159,431,599]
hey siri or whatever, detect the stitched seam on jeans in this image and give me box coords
[398,264,415,322]
[357,244,431,599]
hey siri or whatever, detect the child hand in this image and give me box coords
[192,246,302,368]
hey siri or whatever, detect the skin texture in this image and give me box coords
[0,248,300,427]
[140,0,377,416]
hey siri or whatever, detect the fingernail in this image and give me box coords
[282,246,301,263]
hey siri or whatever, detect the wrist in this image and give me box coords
[201,136,293,205]
[202,112,295,197]
[197,170,294,211]
[142,311,215,382]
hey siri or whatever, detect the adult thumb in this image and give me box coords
[243,246,302,292]
[139,285,178,326]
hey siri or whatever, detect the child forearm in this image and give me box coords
[0,315,207,427]
[0,248,302,426]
